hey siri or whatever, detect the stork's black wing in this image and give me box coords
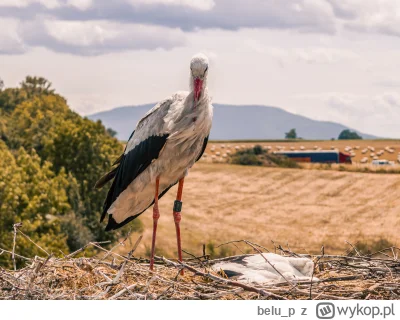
[104,180,178,231]
[94,130,135,189]
[196,135,209,162]
[99,134,168,223]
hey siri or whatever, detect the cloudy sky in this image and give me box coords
[0,0,400,137]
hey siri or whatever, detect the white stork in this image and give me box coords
[95,53,213,270]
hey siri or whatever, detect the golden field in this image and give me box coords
[202,139,400,164]
[121,161,400,259]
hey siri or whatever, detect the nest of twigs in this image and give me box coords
[1,233,400,300]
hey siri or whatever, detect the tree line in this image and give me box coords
[285,128,362,140]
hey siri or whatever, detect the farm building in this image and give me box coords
[274,150,352,164]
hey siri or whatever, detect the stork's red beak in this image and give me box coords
[194,78,203,102]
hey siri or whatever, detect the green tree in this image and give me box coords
[8,95,72,153]
[0,144,71,267]
[0,87,29,115]
[20,76,55,98]
[106,128,118,138]
[285,128,297,139]
[48,117,123,243]
[0,110,7,142]
[0,76,131,264]
[7,93,124,245]
[338,129,362,140]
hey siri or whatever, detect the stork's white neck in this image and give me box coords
[193,86,210,107]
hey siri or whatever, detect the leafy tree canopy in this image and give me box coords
[107,128,118,138]
[20,76,55,97]
[0,144,70,267]
[338,129,362,140]
[285,128,297,139]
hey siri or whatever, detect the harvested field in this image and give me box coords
[124,163,400,259]
[202,140,400,164]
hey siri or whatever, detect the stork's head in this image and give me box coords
[190,53,209,103]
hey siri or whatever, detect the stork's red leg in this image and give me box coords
[173,178,184,275]
[149,176,160,271]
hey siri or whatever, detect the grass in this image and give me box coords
[352,238,395,256]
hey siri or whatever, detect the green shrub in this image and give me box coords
[268,154,300,168]
[229,145,299,168]
[253,145,263,155]
[232,153,263,166]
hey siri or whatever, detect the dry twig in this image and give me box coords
[1,237,400,300]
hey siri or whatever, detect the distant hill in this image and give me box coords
[88,103,378,140]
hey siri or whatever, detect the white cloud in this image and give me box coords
[67,0,93,11]
[295,90,400,137]
[246,41,357,66]
[328,0,400,37]
[127,0,215,11]
[374,79,400,88]
[0,18,26,54]
[2,0,400,41]
[0,0,60,9]
[44,20,120,48]
[0,0,92,10]
[12,18,187,55]
[373,92,400,113]
[297,92,366,112]
[294,47,358,64]
[0,0,338,34]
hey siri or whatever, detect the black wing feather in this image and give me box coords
[100,134,168,223]
[105,180,178,231]
[94,166,119,189]
[111,153,124,166]
[95,130,136,189]
[196,135,209,162]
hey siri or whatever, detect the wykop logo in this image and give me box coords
[316,303,335,319]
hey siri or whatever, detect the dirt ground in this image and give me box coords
[123,162,400,259]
